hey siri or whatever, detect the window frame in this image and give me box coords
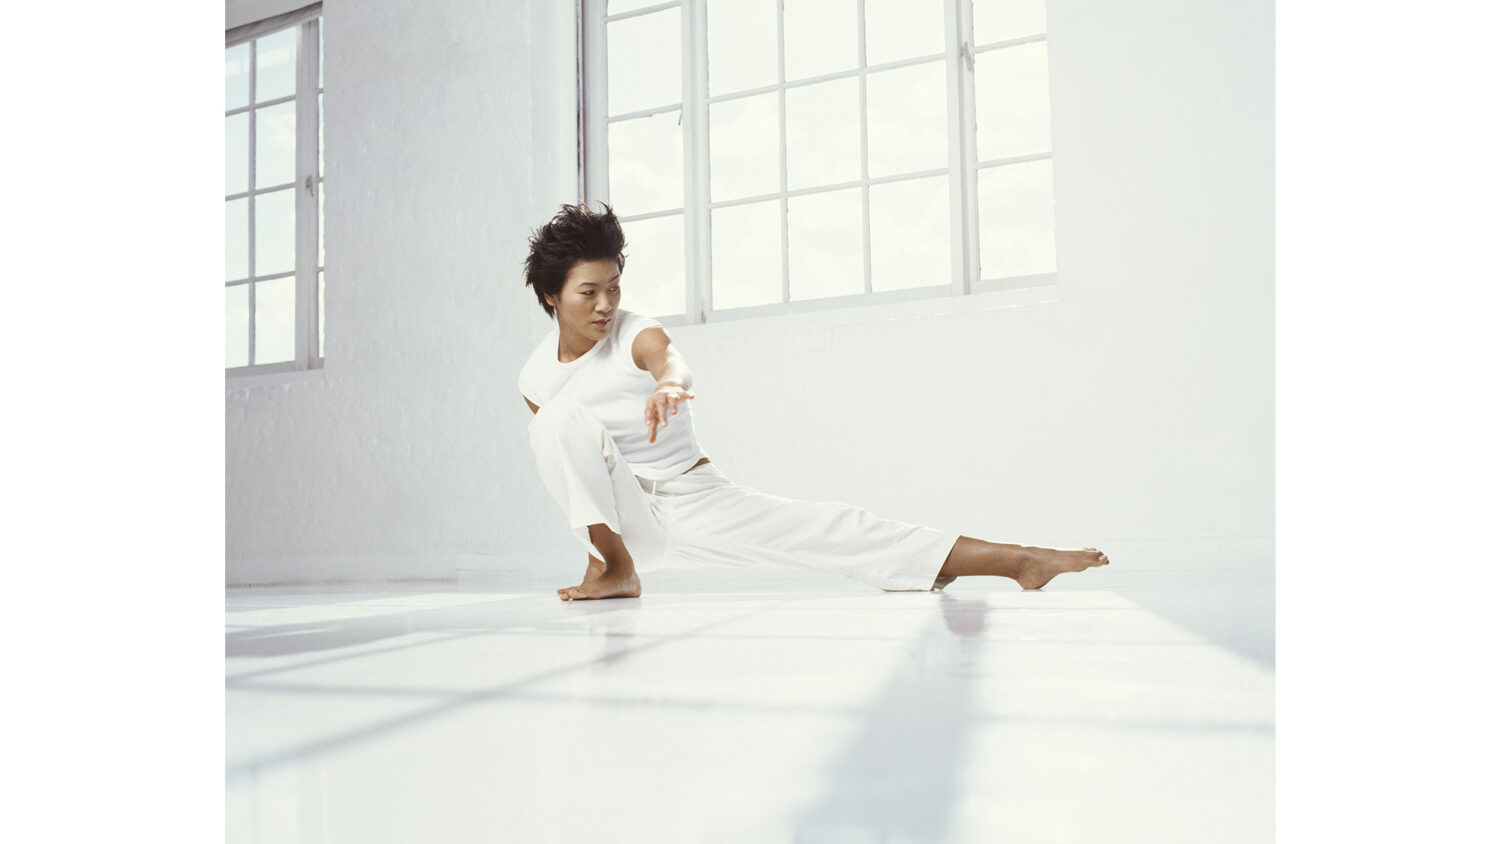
[580,0,1058,327]
[225,3,324,376]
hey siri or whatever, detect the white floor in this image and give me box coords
[226,567,1273,843]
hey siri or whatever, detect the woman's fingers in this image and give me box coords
[645,389,696,438]
[646,398,663,442]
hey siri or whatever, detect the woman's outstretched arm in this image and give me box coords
[632,326,696,443]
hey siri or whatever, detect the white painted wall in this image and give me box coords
[226,0,1272,585]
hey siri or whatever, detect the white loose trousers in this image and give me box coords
[529,398,960,592]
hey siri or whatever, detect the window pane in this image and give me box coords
[978,159,1056,279]
[607,9,681,116]
[709,92,779,202]
[255,101,297,189]
[870,175,950,292]
[787,188,863,301]
[785,77,861,190]
[318,92,324,177]
[707,0,778,95]
[609,111,683,215]
[254,189,296,277]
[255,27,298,103]
[226,113,249,196]
[619,214,686,317]
[865,60,949,178]
[254,276,296,364]
[226,43,250,110]
[318,180,324,267]
[226,284,250,368]
[318,270,325,359]
[864,0,945,66]
[785,0,858,82]
[711,200,781,310]
[973,0,1048,45]
[318,17,323,88]
[974,42,1051,161]
[226,197,249,281]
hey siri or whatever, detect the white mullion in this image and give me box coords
[707,167,950,211]
[582,0,609,203]
[604,102,684,123]
[857,0,871,295]
[295,18,320,367]
[226,182,300,202]
[575,0,585,200]
[619,207,688,224]
[703,52,945,107]
[685,0,710,322]
[951,0,979,297]
[974,151,1053,171]
[678,0,694,319]
[705,80,784,105]
[866,167,950,188]
[973,32,1046,55]
[604,0,679,23]
[247,38,258,366]
[226,93,294,115]
[776,0,789,306]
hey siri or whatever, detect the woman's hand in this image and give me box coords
[645,382,695,443]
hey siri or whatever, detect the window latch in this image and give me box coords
[305,175,316,196]
[962,41,975,71]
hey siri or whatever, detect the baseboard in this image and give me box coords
[225,536,1273,588]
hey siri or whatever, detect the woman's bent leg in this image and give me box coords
[564,524,641,601]
[528,399,663,599]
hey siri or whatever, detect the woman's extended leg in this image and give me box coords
[936,537,1109,590]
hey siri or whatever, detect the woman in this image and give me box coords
[520,203,1109,601]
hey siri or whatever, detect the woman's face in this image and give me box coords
[546,258,622,342]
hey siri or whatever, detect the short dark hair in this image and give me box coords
[524,202,628,318]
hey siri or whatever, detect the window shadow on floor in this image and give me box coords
[788,592,989,843]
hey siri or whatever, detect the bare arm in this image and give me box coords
[524,397,539,415]
[632,326,696,443]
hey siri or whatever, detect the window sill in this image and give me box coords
[225,361,326,390]
[661,278,1060,339]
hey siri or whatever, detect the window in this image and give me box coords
[582,0,1056,325]
[225,6,324,373]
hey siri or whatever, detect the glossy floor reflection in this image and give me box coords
[226,570,1273,843]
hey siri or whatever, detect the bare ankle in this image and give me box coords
[600,555,636,576]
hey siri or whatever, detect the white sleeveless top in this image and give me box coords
[518,309,709,480]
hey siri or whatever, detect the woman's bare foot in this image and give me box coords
[558,566,641,601]
[1014,547,1110,590]
[558,557,607,596]
[930,575,957,591]
[559,525,642,600]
